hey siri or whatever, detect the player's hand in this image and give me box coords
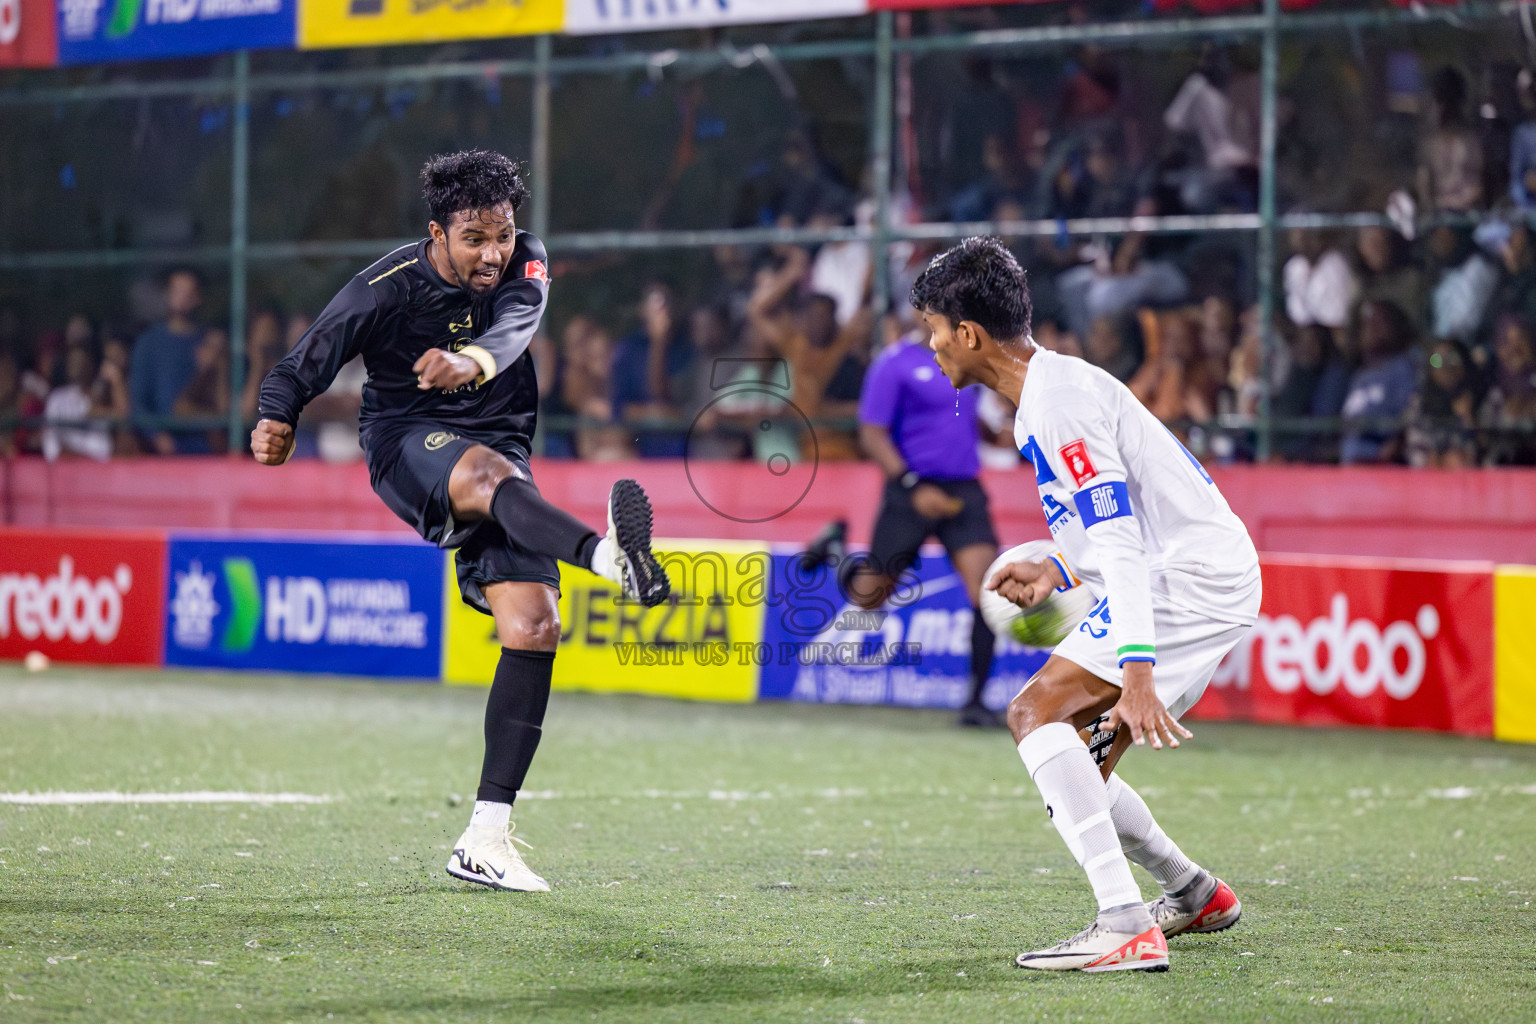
[414,348,481,391]
[910,483,964,519]
[1106,662,1192,751]
[985,558,1065,610]
[250,419,295,466]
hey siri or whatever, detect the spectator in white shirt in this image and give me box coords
[1283,228,1359,350]
[43,341,113,462]
[1164,44,1260,211]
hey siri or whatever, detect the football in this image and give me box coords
[979,541,1097,649]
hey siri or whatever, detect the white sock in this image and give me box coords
[1020,723,1146,918]
[1106,772,1202,896]
[470,800,511,830]
[588,536,621,583]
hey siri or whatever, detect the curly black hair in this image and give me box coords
[420,149,529,228]
[909,236,1032,342]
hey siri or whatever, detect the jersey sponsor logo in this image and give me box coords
[1020,435,1057,485]
[1074,480,1133,527]
[523,259,548,282]
[1041,493,1073,533]
[424,431,461,451]
[1090,485,1119,520]
[1059,439,1097,486]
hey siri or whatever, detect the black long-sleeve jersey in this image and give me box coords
[259,232,549,449]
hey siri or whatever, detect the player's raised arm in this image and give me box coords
[453,235,550,385]
[252,276,379,464]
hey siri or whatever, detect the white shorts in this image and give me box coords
[1048,578,1260,720]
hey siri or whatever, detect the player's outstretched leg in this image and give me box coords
[1008,663,1168,973]
[1013,722,1169,972]
[463,450,669,608]
[1106,773,1241,937]
[448,646,553,892]
[588,479,670,607]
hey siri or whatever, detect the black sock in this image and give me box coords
[477,648,555,805]
[489,476,599,568]
[967,611,995,706]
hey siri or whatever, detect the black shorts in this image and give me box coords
[364,420,560,615]
[868,476,998,578]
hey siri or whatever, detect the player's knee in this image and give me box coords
[470,458,515,503]
[1007,672,1073,738]
[501,607,560,651]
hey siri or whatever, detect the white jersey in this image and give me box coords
[1012,347,1260,670]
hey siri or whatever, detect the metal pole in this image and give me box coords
[872,10,894,314]
[1256,0,1279,462]
[228,50,251,455]
[530,33,552,240]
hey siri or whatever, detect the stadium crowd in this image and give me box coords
[4,32,1536,468]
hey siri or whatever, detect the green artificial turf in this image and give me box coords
[1,665,1533,1023]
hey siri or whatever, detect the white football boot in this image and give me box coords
[446,823,550,893]
[1014,917,1169,972]
[589,479,670,607]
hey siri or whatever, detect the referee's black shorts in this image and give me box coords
[363,419,560,614]
[868,476,998,579]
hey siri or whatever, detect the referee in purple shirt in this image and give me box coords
[848,324,1002,727]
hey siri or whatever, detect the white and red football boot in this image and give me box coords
[1014,918,1169,972]
[1149,877,1242,938]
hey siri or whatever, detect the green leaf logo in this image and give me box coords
[221,558,262,654]
[106,0,143,38]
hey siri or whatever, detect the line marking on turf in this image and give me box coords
[0,791,334,805]
[513,787,871,802]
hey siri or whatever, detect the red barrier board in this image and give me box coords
[0,529,167,665]
[1196,556,1495,736]
[0,0,58,68]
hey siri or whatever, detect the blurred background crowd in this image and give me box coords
[5,1,1536,469]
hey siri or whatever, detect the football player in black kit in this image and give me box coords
[252,150,670,892]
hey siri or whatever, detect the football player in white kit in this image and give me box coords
[910,237,1261,973]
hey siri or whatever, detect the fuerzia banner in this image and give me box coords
[164,534,443,678]
[1195,555,1496,737]
[58,0,295,64]
[441,540,766,702]
[563,0,866,35]
[300,0,559,49]
[0,529,166,666]
[1,0,57,67]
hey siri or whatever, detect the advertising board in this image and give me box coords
[0,528,166,666]
[442,539,766,702]
[59,0,294,64]
[300,0,558,49]
[758,545,1048,710]
[1197,556,1495,736]
[0,0,57,67]
[564,0,866,35]
[164,535,443,678]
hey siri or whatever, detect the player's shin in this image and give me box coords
[1105,773,1210,897]
[1020,723,1151,928]
[1106,772,1218,914]
[489,476,601,569]
[447,648,555,891]
[476,648,555,810]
